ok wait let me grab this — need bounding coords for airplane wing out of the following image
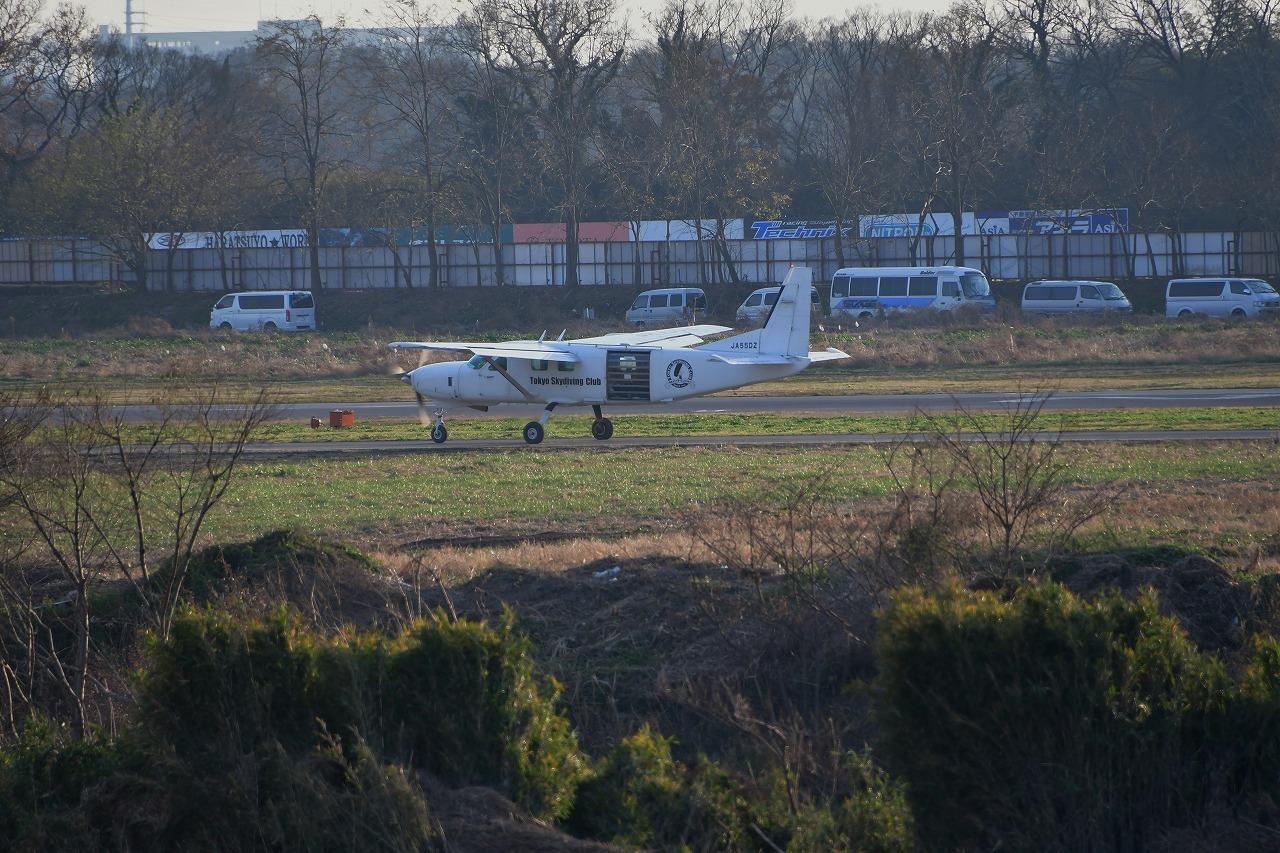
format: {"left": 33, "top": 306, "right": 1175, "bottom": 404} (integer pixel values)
{"left": 388, "top": 340, "right": 581, "bottom": 363}
{"left": 573, "top": 324, "right": 732, "bottom": 348}
{"left": 707, "top": 347, "right": 850, "bottom": 366}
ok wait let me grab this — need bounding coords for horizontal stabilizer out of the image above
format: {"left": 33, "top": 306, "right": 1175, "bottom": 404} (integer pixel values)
{"left": 809, "top": 347, "right": 850, "bottom": 362}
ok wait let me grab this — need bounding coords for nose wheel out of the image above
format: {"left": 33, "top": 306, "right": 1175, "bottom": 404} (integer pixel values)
{"left": 430, "top": 409, "right": 448, "bottom": 444}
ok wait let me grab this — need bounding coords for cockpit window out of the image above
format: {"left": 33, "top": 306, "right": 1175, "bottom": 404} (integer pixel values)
{"left": 466, "top": 354, "right": 485, "bottom": 369}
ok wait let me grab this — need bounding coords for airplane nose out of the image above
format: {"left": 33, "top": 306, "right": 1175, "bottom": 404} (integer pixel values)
{"left": 407, "top": 363, "right": 453, "bottom": 399}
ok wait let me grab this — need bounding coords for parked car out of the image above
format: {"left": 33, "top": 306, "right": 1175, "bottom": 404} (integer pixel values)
{"left": 210, "top": 291, "right": 316, "bottom": 332}
{"left": 624, "top": 287, "right": 707, "bottom": 327}
{"left": 1021, "top": 280, "right": 1132, "bottom": 315}
{"left": 1165, "top": 278, "right": 1280, "bottom": 318}
{"left": 736, "top": 286, "right": 822, "bottom": 324}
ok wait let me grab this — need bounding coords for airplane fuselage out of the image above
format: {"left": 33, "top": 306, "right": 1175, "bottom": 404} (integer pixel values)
{"left": 410, "top": 346, "right": 806, "bottom": 407}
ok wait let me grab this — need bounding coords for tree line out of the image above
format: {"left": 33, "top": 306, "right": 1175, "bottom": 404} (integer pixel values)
{"left": 2, "top": 0, "right": 1278, "bottom": 290}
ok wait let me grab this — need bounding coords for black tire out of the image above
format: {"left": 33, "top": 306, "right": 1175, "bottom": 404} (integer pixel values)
{"left": 219, "top": 322, "right": 233, "bottom": 330}
{"left": 523, "top": 422, "right": 544, "bottom": 444}
{"left": 1231, "top": 307, "right": 1247, "bottom": 317}
{"left": 634, "top": 321, "right": 646, "bottom": 328}
{"left": 431, "top": 423, "right": 448, "bottom": 444}
{"left": 263, "top": 321, "right": 278, "bottom": 332}
{"left": 858, "top": 311, "right": 874, "bottom": 319}
{"left": 591, "top": 418, "right": 614, "bottom": 440}
{"left": 1178, "top": 309, "right": 1194, "bottom": 317}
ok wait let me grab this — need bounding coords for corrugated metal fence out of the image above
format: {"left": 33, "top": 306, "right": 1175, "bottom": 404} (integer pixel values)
{"left": 2, "top": 230, "right": 1278, "bottom": 290}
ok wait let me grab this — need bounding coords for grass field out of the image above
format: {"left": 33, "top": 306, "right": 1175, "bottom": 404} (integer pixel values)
{"left": 217, "top": 440, "right": 1280, "bottom": 560}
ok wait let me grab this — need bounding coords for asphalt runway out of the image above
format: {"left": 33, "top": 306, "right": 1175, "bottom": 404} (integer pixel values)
{"left": 237, "top": 388, "right": 1280, "bottom": 455}
{"left": 280, "top": 388, "right": 1280, "bottom": 423}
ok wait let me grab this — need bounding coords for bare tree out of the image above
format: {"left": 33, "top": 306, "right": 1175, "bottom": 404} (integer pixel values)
{"left": 463, "top": 0, "right": 627, "bottom": 287}
{"left": 793, "top": 10, "right": 913, "bottom": 267}
{"left": 0, "top": 2, "right": 96, "bottom": 228}
{"left": 902, "top": 4, "right": 1018, "bottom": 267}
{"left": 900, "top": 392, "right": 1124, "bottom": 577}
{"left": 0, "top": 386, "right": 272, "bottom": 740}
{"left": 357, "top": 0, "right": 464, "bottom": 288}
{"left": 642, "top": 0, "right": 798, "bottom": 284}
{"left": 253, "top": 16, "right": 354, "bottom": 291}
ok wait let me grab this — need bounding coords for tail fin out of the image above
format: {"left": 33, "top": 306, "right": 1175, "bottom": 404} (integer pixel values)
{"left": 705, "top": 266, "right": 813, "bottom": 359}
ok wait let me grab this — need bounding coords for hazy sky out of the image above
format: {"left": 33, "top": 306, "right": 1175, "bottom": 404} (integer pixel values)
{"left": 79, "top": 0, "right": 946, "bottom": 35}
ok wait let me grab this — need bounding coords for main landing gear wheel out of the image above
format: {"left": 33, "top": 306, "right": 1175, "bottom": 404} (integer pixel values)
{"left": 430, "top": 423, "right": 448, "bottom": 443}
{"left": 523, "top": 422, "right": 545, "bottom": 444}
{"left": 591, "top": 418, "right": 614, "bottom": 440}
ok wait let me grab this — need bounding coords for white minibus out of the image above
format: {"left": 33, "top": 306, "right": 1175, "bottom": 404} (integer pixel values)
{"left": 1165, "top": 278, "right": 1280, "bottom": 318}
{"left": 210, "top": 291, "right": 316, "bottom": 332}
{"left": 1021, "top": 280, "right": 1132, "bottom": 314}
{"left": 829, "top": 266, "right": 994, "bottom": 318}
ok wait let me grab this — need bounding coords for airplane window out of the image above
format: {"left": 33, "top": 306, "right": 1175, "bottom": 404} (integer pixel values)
{"left": 467, "top": 355, "right": 485, "bottom": 369}
{"left": 557, "top": 361, "right": 575, "bottom": 372}
{"left": 531, "top": 360, "right": 548, "bottom": 371}
{"left": 487, "top": 357, "right": 508, "bottom": 371}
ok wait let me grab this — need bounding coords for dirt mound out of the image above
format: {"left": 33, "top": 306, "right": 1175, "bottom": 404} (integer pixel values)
{"left": 1064, "top": 553, "right": 1253, "bottom": 653}
{"left": 179, "top": 528, "right": 404, "bottom": 626}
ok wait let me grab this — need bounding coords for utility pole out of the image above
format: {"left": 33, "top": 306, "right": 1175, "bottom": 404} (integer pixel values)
{"left": 125, "top": 0, "right": 145, "bottom": 48}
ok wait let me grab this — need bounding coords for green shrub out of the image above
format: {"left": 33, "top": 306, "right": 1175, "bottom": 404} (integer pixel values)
{"left": 381, "top": 609, "right": 586, "bottom": 822}
{"left": 566, "top": 726, "right": 794, "bottom": 852}
{"left": 136, "top": 605, "right": 585, "bottom": 823}
{"left": 785, "top": 752, "right": 914, "bottom": 853}
{"left": 0, "top": 718, "right": 131, "bottom": 851}
{"left": 876, "top": 581, "right": 1232, "bottom": 850}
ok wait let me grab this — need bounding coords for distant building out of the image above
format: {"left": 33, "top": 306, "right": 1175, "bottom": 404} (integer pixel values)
{"left": 98, "top": 24, "right": 256, "bottom": 54}
{"left": 97, "top": 20, "right": 383, "bottom": 56}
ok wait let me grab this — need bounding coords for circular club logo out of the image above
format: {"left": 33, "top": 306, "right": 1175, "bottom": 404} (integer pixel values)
{"left": 666, "top": 359, "right": 693, "bottom": 388}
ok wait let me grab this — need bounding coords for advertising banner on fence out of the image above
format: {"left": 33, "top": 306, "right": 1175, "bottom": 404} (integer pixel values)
{"left": 146, "top": 230, "right": 309, "bottom": 250}
{"left": 750, "top": 220, "right": 855, "bottom": 239}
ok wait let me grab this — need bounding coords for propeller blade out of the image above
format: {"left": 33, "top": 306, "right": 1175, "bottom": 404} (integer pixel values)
{"left": 415, "top": 392, "right": 431, "bottom": 426}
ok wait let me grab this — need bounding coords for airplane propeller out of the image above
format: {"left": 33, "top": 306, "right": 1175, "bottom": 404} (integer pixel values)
{"left": 387, "top": 347, "right": 431, "bottom": 377}
{"left": 414, "top": 391, "right": 431, "bottom": 426}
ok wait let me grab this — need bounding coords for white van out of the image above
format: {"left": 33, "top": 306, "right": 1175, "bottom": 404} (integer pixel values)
{"left": 1165, "top": 278, "right": 1280, "bottom": 318}
{"left": 736, "top": 286, "right": 822, "bottom": 323}
{"left": 625, "top": 287, "right": 707, "bottom": 327}
{"left": 1021, "top": 280, "right": 1132, "bottom": 314}
{"left": 829, "top": 266, "right": 995, "bottom": 318}
{"left": 210, "top": 291, "right": 316, "bottom": 332}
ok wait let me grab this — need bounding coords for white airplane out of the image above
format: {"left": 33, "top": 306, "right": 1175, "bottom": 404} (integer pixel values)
{"left": 389, "top": 266, "right": 848, "bottom": 444}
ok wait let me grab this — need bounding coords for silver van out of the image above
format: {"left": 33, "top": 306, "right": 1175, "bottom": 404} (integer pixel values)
{"left": 210, "top": 291, "right": 316, "bottom": 332}
{"left": 1021, "top": 280, "right": 1132, "bottom": 315}
{"left": 1165, "top": 278, "right": 1280, "bottom": 318}
{"left": 736, "top": 286, "right": 822, "bottom": 324}
{"left": 624, "top": 287, "right": 707, "bottom": 327}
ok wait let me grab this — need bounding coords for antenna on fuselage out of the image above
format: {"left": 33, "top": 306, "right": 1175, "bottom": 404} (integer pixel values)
{"left": 557, "top": 330, "right": 567, "bottom": 341}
